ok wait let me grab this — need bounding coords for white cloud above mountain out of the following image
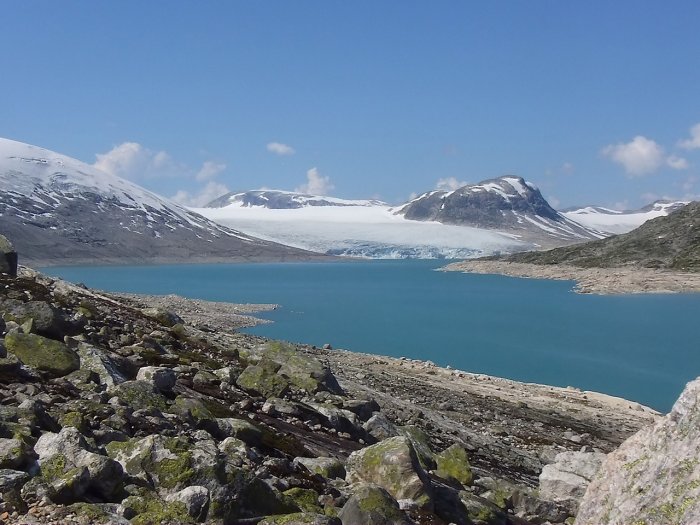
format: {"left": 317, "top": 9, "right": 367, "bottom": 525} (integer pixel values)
{"left": 94, "top": 142, "right": 177, "bottom": 179}
{"left": 295, "top": 167, "right": 334, "bottom": 195}
{"left": 601, "top": 136, "right": 664, "bottom": 176}
{"left": 171, "top": 181, "right": 230, "bottom": 207}
{"left": 436, "top": 177, "right": 468, "bottom": 190}
{"left": 196, "top": 161, "right": 227, "bottom": 181}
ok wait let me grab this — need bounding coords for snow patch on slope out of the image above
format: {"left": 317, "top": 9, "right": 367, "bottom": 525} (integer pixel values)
{"left": 563, "top": 201, "right": 690, "bottom": 235}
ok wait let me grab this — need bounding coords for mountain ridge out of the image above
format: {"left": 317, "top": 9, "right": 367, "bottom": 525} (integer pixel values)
{"left": 0, "top": 138, "right": 319, "bottom": 265}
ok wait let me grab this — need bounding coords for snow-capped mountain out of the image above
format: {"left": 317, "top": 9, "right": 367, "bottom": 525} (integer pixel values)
{"left": 207, "top": 189, "right": 385, "bottom": 209}
{"left": 0, "top": 138, "right": 314, "bottom": 265}
{"left": 561, "top": 201, "right": 690, "bottom": 235}
{"left": 195, "top": 183, "right": 551, "bottom": 259}
{"left": 394, "top": 176, "right": 605, "bottom": 244}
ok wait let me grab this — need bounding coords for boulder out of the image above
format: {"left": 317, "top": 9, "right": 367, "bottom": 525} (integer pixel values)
{"left": 576, "top": 376, "right": 700, "bottom": 525}
{"left": 363, "top": 413, "right": 399, "bottom": 441}
{"left": 107, "top": 381, "right": 168, "bottom": 411}
{"left": 243, "top": 342, "right": 343, "bottom": 395}
{"left": 169, "top": 396, "right": 215, "bottom": 426}
{"left": 140, "top": 307, "right": 183, "bottom": 328}
{"left": 5, "top": 332, "right": 80, "bottom": 378}
{"left": 293, "top": 456, "right": 346, "bottom": 479}
{"left": 209, "top": 417, "right": 263, "bottom": 445}
{"left": 338, "top": 483, "right": 411, "bottom": 525}
{"left": 435, "top": 443, "right": 473, "bottom": 487}
{"left": 458, "top": 491, "right": 509, "bottom": 525}
{"left": 1, "top": 300, "right": 80, "bottom": 339}
{"left": 136, "top": 366, "right": 177, "bottom": 392}
{"left": 305, "top": 401, "right": 365, "bottom": 438}
{"left": 345, "top": 436, "right": 433, "bottom": 510}
{"left": 166, "top": 485, "right": 210, "bottom": 521}
{"left": 0, "top": 438, "right": 32, "bottom": 469}
{"left": 0, "top": 468, "right": 30, "bottom": 493}
{"left": 0, "top": 234, "right": 17, "bottom": 277}
{"left": 33, "top": 427, "right": 125, "bottom": 502}
{"left": 399, "top": 425, "right": 436, "bottom": 470}
{"left": 539, "top": 450, "right": 605, "bottom": 515}
{"left": 236, "top": 359, "right": 290, "bottom": 398}
{"left": 77, "top": 344, "right": 127, "bottom": 386}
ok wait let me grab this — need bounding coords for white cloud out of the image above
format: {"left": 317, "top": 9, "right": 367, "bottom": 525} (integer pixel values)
{"left": 266, "top": 142, "right": 296, "bottom": 156}
{"left": 436, "top": 177, "right": 468, "bottom": 191}
{"left": 93, "top": 142, "right": 176, "bottom": 180}
{"left": 295, "top": 167, "right": 334, "bottom": 195}
{"left": 548, "top": 196, "right": 561, "bottom": 209}
{"left": 678, "top": 123, "right": 700, "bottom": 150}
{"left": 666, "top": 155, "right": 689, "bottom": 170}
{"left": 196, "top": 161, "right": 226, "bottom": 182}
{"left": 601, "top": 136, "right": 664, "bottom": 176}
{"left": 171, "top": 181, "right": 230, "bottom": 207}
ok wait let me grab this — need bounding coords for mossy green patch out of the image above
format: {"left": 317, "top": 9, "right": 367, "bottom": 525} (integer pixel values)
{"left": 283, "top": 488, "right": 321, "bottom": 513}
{"left": 125, "top": 494, "right": 194, "bottom": 525}
{"left": 436, "top": 443, "right": 473, "bottom": 486}
{"left": 5, "top": 332, "right": 80, "bottom": 377}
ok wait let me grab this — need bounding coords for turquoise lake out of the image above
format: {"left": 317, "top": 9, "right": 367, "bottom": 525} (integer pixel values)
{"left": 43, "top": 260, "right": 700, "bottom": 413}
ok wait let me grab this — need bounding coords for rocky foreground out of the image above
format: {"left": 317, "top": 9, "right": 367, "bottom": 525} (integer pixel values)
{"left": 0, "top": 220, "right": 698, "bottom": 525}
{"left": 0, "top": 262, "right": 670, "bottom": 525}
{"left": 442, "top": 260, "right": 700, "bottom": 294}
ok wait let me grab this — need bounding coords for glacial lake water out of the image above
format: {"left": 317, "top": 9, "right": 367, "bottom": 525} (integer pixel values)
{"left": 43, "top": 260, "right": 700, "bottom": 413}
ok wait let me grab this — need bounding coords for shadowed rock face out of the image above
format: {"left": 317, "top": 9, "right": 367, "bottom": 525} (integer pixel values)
{"left": 0, "top": 234, "right": 17, "bottom": 277}
{"left": 575, "top": 376, "right": 700, "bottom": 525}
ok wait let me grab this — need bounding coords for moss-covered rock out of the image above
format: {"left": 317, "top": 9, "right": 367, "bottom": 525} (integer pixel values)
{"left": 169, "top": 396, "right": 215, "bottom": 426}
{"left": 338, "top": 483, "right": 410, "bottom": 525}
{"left": 459, "top": 491, "right": 508, "bottom": 525}
{"left": 0, "top": 438, "right": 32, "bottom": 469}
{"left": 258, "top": 513, "right": 341, "bottom": 525}
{"left": 236, "top": 359, "right": 290, "bottom": 398}
{"left": 5, "top": 332, "right": 79, "bottom": 377}
{"left": 435, "top": 443, "right": 473, "bottom": 487}
{"left": 283, "top": 488, "right": 323, "bottom": 513}
{"left": 210, "top": 417, "right": 263, "bottom": 445}
{"left": 294, "top": 456, "right": 346, "bottom": 479}
{"left": 122, "top": 492, "right": 194, "bottom": 525}
{"left": 108, "top": 381, "right": 168, "bottom": 412}
{"left": 259, "top": 342, "right": 343, "bottom": 395}
{"left": 345, "top": 436, "right": 433, "bottom": 510}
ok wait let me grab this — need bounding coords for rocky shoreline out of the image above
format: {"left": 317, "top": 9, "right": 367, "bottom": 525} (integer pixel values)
{"left": 441, "top": 260, "right": 700, "bottom": 294}
{"left": 0, "top": 267, "right": 668, "bottom": 525}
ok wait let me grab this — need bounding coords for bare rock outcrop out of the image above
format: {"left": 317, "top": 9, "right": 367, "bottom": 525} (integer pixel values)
{"left": 576, "top": 376, "right": 700, "bottom": 524}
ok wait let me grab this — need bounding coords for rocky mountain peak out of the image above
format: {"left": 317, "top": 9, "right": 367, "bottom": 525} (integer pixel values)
{"left": 395, "top": 175, "right": 602, "bottom": 243}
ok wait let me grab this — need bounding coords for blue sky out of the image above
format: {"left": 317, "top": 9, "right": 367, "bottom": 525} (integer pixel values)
{"left": 2, "top": 1, "right": 700, "bottom": 208}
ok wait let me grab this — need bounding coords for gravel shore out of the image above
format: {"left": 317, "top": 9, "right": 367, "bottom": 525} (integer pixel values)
{"left": 441, "top": 260, "right": 700, "bottom": 294}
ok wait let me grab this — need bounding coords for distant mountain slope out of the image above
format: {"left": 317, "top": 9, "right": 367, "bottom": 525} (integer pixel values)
{"left": 561, "top": 200, "right": 689, "bottom": 235}
{"left": 0, "top": 138, "right": 316, "bottom": 265}
{"left": 500, "top": 201, "right": 700, "bottom": 271}
{"left": 395, "top": 176, "right": 603, "bottom": 244}
{"left": 207, "top": 189, "right": 385, "bottom": 209}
